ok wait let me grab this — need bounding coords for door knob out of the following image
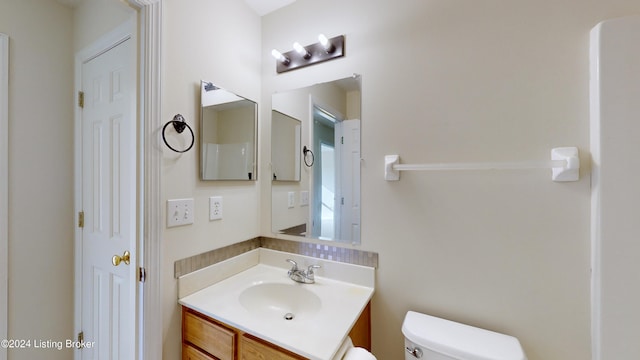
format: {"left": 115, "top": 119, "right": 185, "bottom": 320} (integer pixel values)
{"left": 112, "top": 250, "right": 131, "bottom": 266}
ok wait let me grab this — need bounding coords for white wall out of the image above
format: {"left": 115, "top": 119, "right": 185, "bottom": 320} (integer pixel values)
{"left": 160, "top": 1, "right": 262, "bottom": 359}
{"left": 590, "top": 16, "right": 640, "bottom": 360}
{"left": 261, "top": 1, "right": 640, "bottom": 359}
{"left": 0, "top": 1, "right": 74, "bottom": 359}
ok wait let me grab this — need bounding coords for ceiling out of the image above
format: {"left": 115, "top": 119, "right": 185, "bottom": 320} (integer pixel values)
{"left": 53, "top": 0, "right": 296, "bottom": 15}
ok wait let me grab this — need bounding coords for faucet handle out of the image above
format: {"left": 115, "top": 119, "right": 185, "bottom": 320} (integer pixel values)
{"left": 307, "top": 264, "right": 321, "bottom": 278}
{"left": 286, "top": 259, "right": 298, "bottom": 273}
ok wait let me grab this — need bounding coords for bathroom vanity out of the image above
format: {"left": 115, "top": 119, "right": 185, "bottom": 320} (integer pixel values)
{"left": 182, "top": 303, "right": 371, "bottom": 360}
{"left": 178, "top": 248, "right": 375, "bottom": 360}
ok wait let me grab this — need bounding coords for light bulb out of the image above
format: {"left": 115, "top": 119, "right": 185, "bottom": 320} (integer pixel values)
{"left": 318, "top": 34, "right": 335, "bottom": 53}
{"left": 271, "top": 49, "right": 283, "bottom": 60}
{"left": 318, "top": 34, "right": 329, "bottom": 47}
{"left": 271, "top": 49, "right": 290, "bottom": 65}
{"left": 293, "top": 42, "right": 311, "bottom": 59}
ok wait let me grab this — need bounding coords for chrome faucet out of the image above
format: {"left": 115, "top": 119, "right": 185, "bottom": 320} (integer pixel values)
{"left": 286, "top": 259, "right": 321, "bottom": 284}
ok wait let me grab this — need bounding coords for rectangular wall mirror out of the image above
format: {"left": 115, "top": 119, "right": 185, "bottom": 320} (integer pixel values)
{"left": 271, "top": 75, "right": 361, "bottom": 244}
{"left": 200, "top": 81, "right": 257, "bottom": 181}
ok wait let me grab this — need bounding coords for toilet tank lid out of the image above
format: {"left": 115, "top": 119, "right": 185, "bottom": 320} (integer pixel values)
{"left": 402, "top": 311, "right": 527, "bottom": 360}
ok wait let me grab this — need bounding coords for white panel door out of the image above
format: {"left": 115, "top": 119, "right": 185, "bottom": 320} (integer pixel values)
{"left": 81, "top": 38, "right": 136, "bottom": 360}
{"left": 339, "top": 119, "right": 360, "bottom": 243}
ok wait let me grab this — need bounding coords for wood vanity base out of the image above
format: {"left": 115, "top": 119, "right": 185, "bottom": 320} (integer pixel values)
{"left": 182, "top": 303, "right": 371, "bottom": 360}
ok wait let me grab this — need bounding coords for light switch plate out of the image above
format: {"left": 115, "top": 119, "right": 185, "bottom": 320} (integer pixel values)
{"left": 287, "top": 192, "right": 295, "bottom": 208}
{"left": 167, "top": 198, "right": 194, "bottom": 227}
{"left": 300, "top": 190, "right": 309, "bottom": 207}
{"left": 209, "top": 196, "right": 223, "bottom": 220}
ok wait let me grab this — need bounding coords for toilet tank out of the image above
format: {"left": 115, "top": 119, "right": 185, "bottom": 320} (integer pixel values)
{"left": 402, "top": 311, "right": 527, "bottom": 360}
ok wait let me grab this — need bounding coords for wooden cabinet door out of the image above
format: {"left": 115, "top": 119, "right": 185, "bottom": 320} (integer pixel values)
{"left": 183, "top": 310, "right": 237, "bottom": 360}
{"left": 183, "top": 343, "right": 216, "bottom": 360}
{"left": 349, "top": 302, "right": 372, "bottom": 351}
{"left": 240, "top": 334, "right": 307, "bottom": 360}
{"left": 183, "top": 301, "right": 371, "bottom": 360}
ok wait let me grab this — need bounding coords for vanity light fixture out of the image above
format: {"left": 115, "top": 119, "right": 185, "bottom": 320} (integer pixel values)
{"left": 272, "top": 34, "right": 345, "bottom": 74}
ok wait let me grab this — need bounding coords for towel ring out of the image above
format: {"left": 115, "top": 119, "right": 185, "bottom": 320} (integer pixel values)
{"left": 303, "top": 145, "right": 314, "bottom": 167}
{"left": 162, "top": 114, "right": 194, "bottom": 153}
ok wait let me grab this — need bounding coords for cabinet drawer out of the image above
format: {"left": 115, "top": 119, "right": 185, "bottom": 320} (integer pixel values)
{"left": 183, "top": 343, "right": 215, "bottom": 360}
{"left": 240, "top": 334, "right": 306, "bottom": 360}
{"left": 183, "top": 310, "right": 236, "bottom": 360}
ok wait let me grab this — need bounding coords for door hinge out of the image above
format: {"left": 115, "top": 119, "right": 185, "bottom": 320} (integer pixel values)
{"left": 138, "top": 267, "right": 146, "bottom": 283}
{"left": 78, "top": 211, "right": 84, "bottom": 228}
{"left": 77, "top": 331, "right": 84, "bottom": 343}
{"left": 341, "top": 136, "right": 344, "bottom": 144}
{"left": 78, "top": 91, "right": 84, "bottom": 108}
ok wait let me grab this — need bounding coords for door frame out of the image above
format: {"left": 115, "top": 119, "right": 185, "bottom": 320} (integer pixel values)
{"left": 125, "top": 2, "right": 163, "bottom": 359}
{"left": 0, "top": 32, "right": 9, "bottom": 360}
{"left": 72, "top": 2, "right": 163, "bottom": 359}
{"left": 74, "top": 0, "right": 163, "bottom": 360}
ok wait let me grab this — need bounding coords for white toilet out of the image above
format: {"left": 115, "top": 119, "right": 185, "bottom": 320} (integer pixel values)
{"left": 402, "top": 311, "right": 527, "bottom": 360}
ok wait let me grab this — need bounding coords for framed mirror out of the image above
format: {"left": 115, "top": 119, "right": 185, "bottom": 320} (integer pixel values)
{"left": 271, "top": 75, "right": 361, "bottom": 244}
{"left": 272, "top": 110, "right": 301, "bottom": 181}
{"left": 200, "top": 81, "right": 257, "bottom": 180}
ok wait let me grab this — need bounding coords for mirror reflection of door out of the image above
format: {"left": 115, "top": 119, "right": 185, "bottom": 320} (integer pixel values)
{"left": 310, "top": 104, "right": 361, "bottom": 242}
{"left": 312, "top": 106, "right": 341, "bottom": 240}
{"left": 338, "top": 118, "right": 361, "bottom": 243}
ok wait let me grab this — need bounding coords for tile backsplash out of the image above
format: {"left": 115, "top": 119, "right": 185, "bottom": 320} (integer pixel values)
{"left": 174, "top": 237, "right": 379, "bottom": 278}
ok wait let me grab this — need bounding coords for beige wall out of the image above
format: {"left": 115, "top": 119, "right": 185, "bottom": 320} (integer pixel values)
{"left": 0, "top": 1, "right": 74, "bottom": 359}
{"left": 73, "top": 0, "right": 133, "bottom": 51}
{"left": 160, "top": 1, "right": 262, "bottom": 359}
{"left": 0, "top": 0, "right": 133, "bottom": 359}
{"left": 260, "top": 1, "right": 640, "bottom": 359}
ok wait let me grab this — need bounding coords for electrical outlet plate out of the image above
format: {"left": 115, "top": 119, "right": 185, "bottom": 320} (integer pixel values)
{"left": 209, "top": 196, "right": 223, "bottom": 220}
{"left": 167, "top": 198, "right": 194, "bottom": 227}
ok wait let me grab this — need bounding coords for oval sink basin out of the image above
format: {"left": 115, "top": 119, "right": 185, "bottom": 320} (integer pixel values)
{"left": 239, "top": 283, "right": 321, "bottom": 320}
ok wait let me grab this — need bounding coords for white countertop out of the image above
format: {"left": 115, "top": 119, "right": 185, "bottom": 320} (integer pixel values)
{"left": 178, "top": 248, "right": 375, "bottom": 360}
